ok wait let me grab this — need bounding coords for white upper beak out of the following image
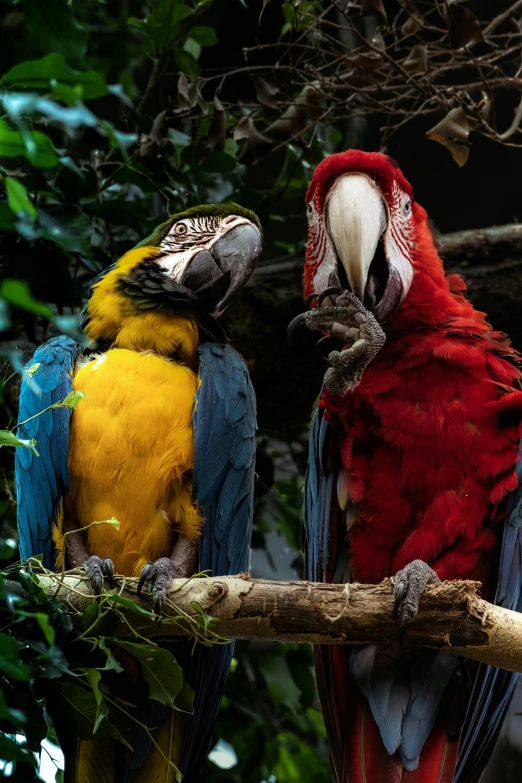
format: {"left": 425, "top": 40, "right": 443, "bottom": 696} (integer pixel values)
{"left": 326, "top": 173, "right": 387, "bottom": 301}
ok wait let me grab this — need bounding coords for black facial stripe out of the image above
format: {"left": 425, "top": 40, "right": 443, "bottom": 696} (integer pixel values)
{"left": 116, "top": 259, "right": 228, "bottom": 342}
{"left": 162, "top": 232, "right": 217, "bottom": 251}
{"left": 161, "top": 215, "right": 224, "bottom": 251}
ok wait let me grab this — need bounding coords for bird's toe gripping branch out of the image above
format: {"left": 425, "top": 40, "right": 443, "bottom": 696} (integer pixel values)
{"left": 304, "top": 292, "right": 386, "bottom": 396}
{"left": 393, "top": 559, "right": 440, "bottom": 630}
{"left": 84, "top": 555, "right": 114, "bottom": 595}
{"left": 137, "top": 557, "right": 180, "bottom": 615}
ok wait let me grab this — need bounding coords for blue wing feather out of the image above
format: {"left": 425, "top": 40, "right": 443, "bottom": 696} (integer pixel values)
{"left": 15, "top": 336, "right": 78, "bottom": 570}
{"left": 180, "top": 342, "right": 256, "bottom": 781}
{"left": 304, "top": 405, "right": 335, "bottom": 582}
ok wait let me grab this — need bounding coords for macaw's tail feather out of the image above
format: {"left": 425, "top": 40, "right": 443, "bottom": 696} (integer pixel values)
{"left": 59, "top": 715, "right": 183, "bottom": 783}
{"left": 315, "top": 645, "right": 459, "bottom": 783}
{"left": 53, "top": 645, "right": 184, "bottom": 783}
{"left": 343, "top": 698, "right": 459, "bottom": 783}
{"left": 61, "top": 737, "right": 114, "bottom": 783}
{"left": 132, "top": 711, "right": 183, "bottom": 783}
{"left": 344, "top": 699, "right": 403, "bottom": 783}
{"left": 403, "top": 724, "right": 459, "bottom": 783}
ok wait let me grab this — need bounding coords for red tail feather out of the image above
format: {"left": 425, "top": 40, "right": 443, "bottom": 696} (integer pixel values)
{"left": 344, "top": 697, "right": 402, "bottom": 783}
{"left": 404, "top": 724, "right": 459, "bottom": 783}
{"left": 315, "top": 645, "right": 459, "bottom": 783}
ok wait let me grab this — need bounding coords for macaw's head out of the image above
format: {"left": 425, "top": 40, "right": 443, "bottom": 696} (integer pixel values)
{"left": 83, "top": 204, "right": 261, "bottom": 353}
{"left": 304, "top": 150, "right": 463, "bottom": 330}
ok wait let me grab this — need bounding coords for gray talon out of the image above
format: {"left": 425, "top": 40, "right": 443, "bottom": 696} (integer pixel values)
{"left": 316, "top": 286, "right": 345, "bottom": 307}
{"left": 101, "top": 557, "right": 114, "bottom": 589}
{"left": 137, "top": 562, "right": 154, "bottom": 596}
{"left": 393, "top": 559, "right": 440, "bottom": 629}
{"left": 84, "top": 555, "right": 113, "bottom": 596}
{"left": 137, "top": 557, "right": 177, "bottom": 614}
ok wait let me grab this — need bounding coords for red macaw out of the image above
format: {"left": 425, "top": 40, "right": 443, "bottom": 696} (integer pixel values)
{"left": 293, "top": 151, "right": 522, "bottom": 782}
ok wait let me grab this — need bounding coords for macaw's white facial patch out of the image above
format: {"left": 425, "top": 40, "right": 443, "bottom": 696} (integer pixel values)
{"left": 309, "top": 174, "right": 415, "bottom": 321}
{"left": 157, "top": 214, "right": 254, "bottom": 282}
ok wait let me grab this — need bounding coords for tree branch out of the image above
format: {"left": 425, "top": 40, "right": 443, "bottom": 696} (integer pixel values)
{"left": 36, "top": 574, "right": 522, "bottom": 673}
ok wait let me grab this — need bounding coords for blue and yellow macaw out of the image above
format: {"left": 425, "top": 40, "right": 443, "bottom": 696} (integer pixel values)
{"left": 15, "top": 204, "right": 261, "bottom": 782}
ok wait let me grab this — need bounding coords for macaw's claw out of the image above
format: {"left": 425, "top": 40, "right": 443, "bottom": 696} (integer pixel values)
{"left": 84, "top": 555, "right": 114, "bottom": 595}
{"left": 304, "top": 292, "right": 386, "bottom": 396}
{"left": 316, "top": 286, "right": 346, "bottom": 307}
{"left": 136, "top": 557, "right": 177, "bottom": 615}
{"left": 393, "top": 559, "right": 440, "bottom": 630}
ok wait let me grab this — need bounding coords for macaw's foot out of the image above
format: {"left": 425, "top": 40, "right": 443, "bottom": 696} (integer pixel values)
{"left": 393, "top": 559, "right": 440, "bottom": 628}
{"left": 137, "top": 558, "right": 180, "bottom": 615}
{"left": 305, "top": 292, "right": 386, "bottom": 396}
{"left": 137, "top": 536, "right": 198, "bottom": 614}
{"left": 83, "top": 555, "right": 114, "bottom": 595}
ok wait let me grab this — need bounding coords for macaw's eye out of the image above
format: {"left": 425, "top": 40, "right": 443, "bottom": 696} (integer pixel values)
{"left": 308, "top": 204, "right": 313, "bottom": 215}
{"left": 174, "top": 222, "right": 188, "bottom": 236}
{"left": 404, "top": 200, "right": 412, "bottom": 216}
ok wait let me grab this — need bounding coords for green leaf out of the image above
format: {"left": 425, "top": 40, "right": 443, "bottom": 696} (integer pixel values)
{"left": 26, "top": 640, "right": 75, "bottom": 679}
{"left": 174, "top": 49, "right": 200, "bottom": 78}
{"left": 90, "top": 516, "right": 119, "bottom": 530}
{"left": 99, "top": 121, "right": 138, "bottom": 159}
{"left": 87, "top": 199, "right": 148, "bottom": 231}
{"left": 24, "top": 0, "right": 87, "bottom": 67}
{"left": 117, "top": 641, "right": 184, "bottom": 708}
{"left": 259, "top": 650, "right": 302, "bottom": 715}
{"left": 2, "top": 53, "right": 108, "bottom": 99}
{"left": 287, "top": 649, "right": 315, "bottom": 708}
{"left": 191, "top": 601, "right": 219, "bottom": 632}
{"left": 23, "top": 209, "right": 91, "bottom": 254}
{"left": 188, "top": 26, "right": 218, "bottom": 46}
{"left": 55, "top": 389, "right": 86, "bottom": 410}
{"left": 0, "top": 203, "right": 16, "bottom": 233}
{"left": 0, "top": 430, "right": 38, "bottom": 456}
{"left": 51, "top": 681, "right": 132, "bottom": 748}
{"left": 0, "top": 279, "right": 54, "bottom": 318}
{"left": 183, "top": 38, "right": 201, "bottom": 60}
{"left": 81, "top": 600, "right": 118, "bottom": 636}
{"left": 98, "top": 638, "right": 124, "bottom": 673}
{"left": 35, "top": 612, "right": 56, "bottom": 645}
{"left": 5, "top": 178, "right": 37, "bottom": 219}
{"left": 174, "top": 680, "right": 194, "bottom": 714}
{"left": 26, "top": 363, "right": 40, "bottom": 377}
{"left": 0, "top": 632, "right": 31, "bottom": 681}
{"left": 81, "top": 668, "right": 105, "bottom": 732}
{"left": 104, "top": 593, "right": 153, "bottom": 618}
{"left": 82, "top": 601, "right": 100, "bottom": 633}
{"left": 16, "top": 569, "right": 46, "bottom": 600}
{"left": 0, "top": 119, "right": 59, "bottom": 168}
{"left": 50, "top": 81, "right": 82, "bottom": 106}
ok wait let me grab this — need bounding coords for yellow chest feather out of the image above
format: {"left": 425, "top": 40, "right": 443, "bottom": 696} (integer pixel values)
{"left": 64, "top": 349, "right": 200, "bottom": 576}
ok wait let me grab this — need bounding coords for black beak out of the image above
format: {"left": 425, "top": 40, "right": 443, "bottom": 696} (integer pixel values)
{"left": 181, "top": 222, "right": 261, "bottom": 316}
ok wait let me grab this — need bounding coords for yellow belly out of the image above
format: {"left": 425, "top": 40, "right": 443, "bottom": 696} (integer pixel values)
{"left": 63, "top": 349, "right": 200, "bottom": 576}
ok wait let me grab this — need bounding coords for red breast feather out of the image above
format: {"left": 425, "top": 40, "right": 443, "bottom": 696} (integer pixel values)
{"left": 321, "top": 200, "right": 522, "bottom": 593}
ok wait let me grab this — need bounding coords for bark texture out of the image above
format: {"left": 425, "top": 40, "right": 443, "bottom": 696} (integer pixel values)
{"left": 34, "top": 573, "right": 522, "bottom": 673}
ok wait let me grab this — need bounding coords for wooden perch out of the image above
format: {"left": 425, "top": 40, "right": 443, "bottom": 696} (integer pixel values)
{"left": 36, "top": 574, "right": 522, "bottom": 673}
